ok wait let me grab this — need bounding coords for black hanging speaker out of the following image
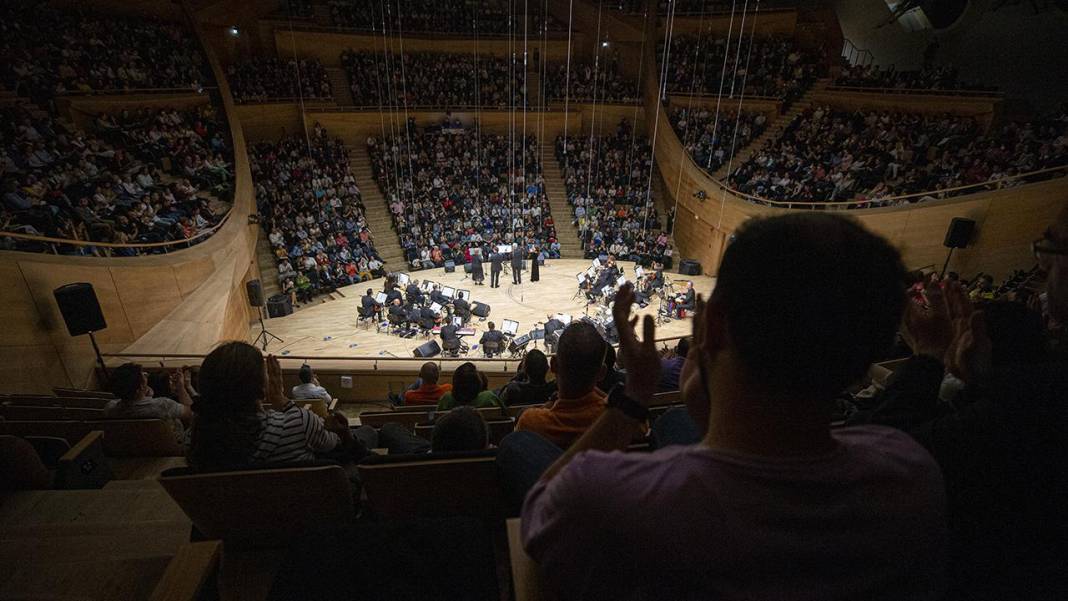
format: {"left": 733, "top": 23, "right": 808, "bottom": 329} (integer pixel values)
{"left": 246, "top": 279, "right": 265, "bottom": 307}
{"left": 413, "top": 339, "right": 441, "bottom": 358}
{"left": 53, "top": 283, "right": 107, "bottom": 337}
{"left": 471, "top": 302, "right": 491, "bottom": 318}
{"left": 943, "top": 218, "right": 976, "bottom": 249}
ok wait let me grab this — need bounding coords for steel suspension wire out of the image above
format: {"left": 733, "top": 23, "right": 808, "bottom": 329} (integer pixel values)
{"left": 705, "top": 0, "right": 739, "bottom": 171}
{"left": 561, "top": 0, "right": 575, "bottom": 175}
{"left": 584, "top": 0, "right": 605, "bottom": 204}
{"left": 392, "top": 0, "right": 417, "bottom": 218}
{"left": 670, "top": 0, "right": 713, "bottom": 233}
{"left": 716, "top": 0, "right": 760, "bottom": 231}
{"left": 641, "top": 0, "right": 678, "bottom": 240}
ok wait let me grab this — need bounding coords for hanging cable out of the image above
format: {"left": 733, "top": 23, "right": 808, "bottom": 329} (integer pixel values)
{"left": 716, "top": 0, "right": 760, "bottom": 231}
{"left": 641, "top": 0, "right": 677, "bottom": 240}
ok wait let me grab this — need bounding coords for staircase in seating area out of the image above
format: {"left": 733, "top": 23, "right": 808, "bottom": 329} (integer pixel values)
{"left": 710, "top": 78, "right": 830, "bottom": 182}
{"left": 540, "top": 143, "right": 584, "bottom": 259}
{"left": 326, "top": 67, "right": 353, "bottom": 106}
{"left": 255, "top": 228, "right": 281, "bottom": 300}
{"left": 347, "top": 146, "right": 407, "bottom": 273}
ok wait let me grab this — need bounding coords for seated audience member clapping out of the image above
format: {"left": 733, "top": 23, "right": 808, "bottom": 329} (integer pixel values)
{"left": 291, "top": 363, "right": 332, "bottom": 403}
{"left": 501, "top": 213, "right": 947, "bottom": 599}
{"left": 657, "top": 337, "right": 688, "bottom": 392}
{"left": 188, "top": 342, "right": 376, "bottom": 470}
{"left": 500, "top": 349, "right": 557, "bottom": 406}
{"left": 511, "top": 322, "right": 609, "bottom": 447}
{"left": 106, "top": 363, "right": 193, "bottom": 445}
{"left": 437, "top": 362, "right": 501, "bottom": 411}
{"left": 402, "top": 362, "right": 452, "bottom": 406}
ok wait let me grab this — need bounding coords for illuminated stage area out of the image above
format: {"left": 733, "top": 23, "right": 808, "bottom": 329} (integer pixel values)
{"left": 253, "top": 259, "right": 716, "bottom": 360}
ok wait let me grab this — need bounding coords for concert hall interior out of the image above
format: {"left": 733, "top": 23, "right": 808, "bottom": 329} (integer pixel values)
{"left": 1, "top": 0, "right": 1066, "bottom": 600}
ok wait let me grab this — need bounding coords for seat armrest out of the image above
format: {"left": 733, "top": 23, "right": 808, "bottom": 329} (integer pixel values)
{"left": 56, "top": 430, "right": 112, "bottom": 489}
{"left": 149, "top": 541, "right": 221, "bottom": 601}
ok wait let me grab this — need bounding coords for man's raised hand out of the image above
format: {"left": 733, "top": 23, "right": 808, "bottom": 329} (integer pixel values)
{"left": 612, "top": 284, "right": 660, "bottom": 404}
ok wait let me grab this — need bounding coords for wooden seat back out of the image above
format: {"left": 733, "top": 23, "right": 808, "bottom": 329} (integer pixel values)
{"left": 0, "top": 403, "right": 106, "bottom": 421}
{"left": 294, "top": 398, "right": 328, "bottom": 418}
{"left": 414, "top": 417, "right": 514, "bottom": 446}
{"left": 54, "top": 387, "right": 116, "bottom": 400}
{"left": 85, "top": 419, "right": 184, "bottom": 457}
{"left": 0, "top": 420, "right": 91, "bottom": 445}
{"left": 5, "top": 395, "right": 113, "bottom": 409}
{"left": 649, "top": 390, "right": 681, "bottom": 407}
{"left": 159, "top": 465, "right": 353, "bottom": 549}
{"left": 357, "top": 454, "right": 504, "bottom": 521}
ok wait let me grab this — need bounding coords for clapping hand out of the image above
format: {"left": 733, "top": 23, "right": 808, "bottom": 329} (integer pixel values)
{"left": 902, "top": 280, "right": 991, "bottom": 384}
{"left": 612, "top": 284, "right": 660, "bottom": 404}
{"left": 265, "top": 354, "right": 290, "bottom": 409}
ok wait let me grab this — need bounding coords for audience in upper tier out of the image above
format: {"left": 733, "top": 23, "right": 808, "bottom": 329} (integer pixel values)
{"left": 556, "top": 120, "right": 673, "bottom": 265}
{"left": 543, "top": 57, "right": 639, "bottom": 103}
{"left": 251, "top": 124, "right": 386, "bottom": 304}
{"left": 660, "top": 34, "right": 821, "bottom": 104}
{"left": 670, "top": 105, "right": 769, "bottom": 173}
{"left": 368, "top": 125, "right": 560, "bottom": 270}
{"left": 835, "top": 63, "right": 996, "bottom": 93}
{"left": 227, "top": 58, "right": 332, "bottom": 104}
{"left": 328, "top": 0, "right": 564, "bottom": 34}
{"left": 500, "top": 213, "right": 949, "bottom": 598}
{"left": 1, "top": 104, "right": 231, "bottom": 255}
{"left": 728, "top": 106, "right": 1068, "bottom": 205}
{"left": 606, "top": 0, "right": 800, "bottom": 13}
{"left": 343, "top": 50, "right": 528, "bottom": 109}
{"left": 0, "top": 6, "right": 209, "bottom": 104}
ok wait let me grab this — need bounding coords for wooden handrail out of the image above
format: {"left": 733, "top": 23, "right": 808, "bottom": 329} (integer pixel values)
{"left": 55, "top": 86, "right": 218, "bottom": 97}
{"left": 310, "top": 102, "right": 642, "bottom": 113}
{"left": 825, "top": 85, "right": 1003, "bottom": 98}
{"left": 267, "top": 21, "right": 572, "bottom": 40}
{"left": 0, "top": 211, "right": 231, "bottom": 251}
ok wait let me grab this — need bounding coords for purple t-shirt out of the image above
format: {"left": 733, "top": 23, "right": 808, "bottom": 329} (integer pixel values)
{"left": 522, "top": 425, "right": 947, "bottom": 600}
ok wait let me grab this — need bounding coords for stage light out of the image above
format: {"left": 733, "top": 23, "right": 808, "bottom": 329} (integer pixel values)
{"left": 601, "top": 40, "right": 610, "bottom": 48}
{"left": 228, "top": 25, "right": 240, "bottom": 37}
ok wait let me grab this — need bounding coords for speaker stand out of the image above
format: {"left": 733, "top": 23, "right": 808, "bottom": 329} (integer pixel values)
{"left": 88, "top": 330, "right": 108, "bottom": 383}
{"left": 253, "top": 307, "right": 284, "bottom": 351}
{"left": 940, "top": 247, "right": 955, "bottom": 279}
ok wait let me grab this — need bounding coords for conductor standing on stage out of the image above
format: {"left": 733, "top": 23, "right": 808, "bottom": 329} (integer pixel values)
{"left": 471, "top": 248, "right": 485, "bottom": 285}
{"left": 511, "top": 243, "right": 524, "bottom": 285}
{"left": 490, "top": 251, "right": 503, "bottom": 289}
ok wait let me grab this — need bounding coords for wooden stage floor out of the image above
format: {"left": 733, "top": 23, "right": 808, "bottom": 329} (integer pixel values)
{"left": 252, "top": 259, "right": 716, "bottom": 363}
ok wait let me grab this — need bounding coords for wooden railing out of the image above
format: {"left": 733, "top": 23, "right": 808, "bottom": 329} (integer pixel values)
{"left": 0, "top": 210, "right": 232, "bottom": 255}
{"left": 265, "top": 21, "right": 572, "bottom": 40}
{"left": 825, "top": 84, "right": 1003, "bottom": 98}
{"left": 54, "top": 86, "right": 217, "bottom": 97}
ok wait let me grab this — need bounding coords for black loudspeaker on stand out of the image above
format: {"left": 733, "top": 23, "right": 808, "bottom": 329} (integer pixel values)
{"left": 413, "top": 339, "right": 441, "bottom": 358}
{"left": 53, "top": 283, "right": 109, "bottom": 381}
{"left": 247, "top": 279, "right": 283, "bottom": 350}
{"left": 941, "top": 218, "right": 976, "bottom": 278}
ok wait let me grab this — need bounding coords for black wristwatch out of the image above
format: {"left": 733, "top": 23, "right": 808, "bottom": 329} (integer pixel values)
{"left": 607, "top": 385, "right": 649, "bottom": 422}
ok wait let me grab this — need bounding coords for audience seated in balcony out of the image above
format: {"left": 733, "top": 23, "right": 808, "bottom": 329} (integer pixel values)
{"left": 660, "top": 34, "right": 820, "bottom": 105}
{"left": 0, "top": 6, "right": 209, "bottom": 104}
{"left": 227, "top": 58, "right": 332, "bottom": 104}
{"left": 835, "top": 63, "right": 996, "bottom": 93}
{"left": 368, "top": 125, "right": 559, "bottom": 271}
{"left": 728, "top": 105, "right": 1068, "bottom": 205}
{"left": 0, "top": 104, "right": 230, "bottom": 255}
{"left": 329, "top": 0, "right": 564, "bottom": 34}
{"left": 498, "top": 213, "right": 949, "bottom": 598}
{"left": 670, "top": 105, "right": 768, "bottom": 173}
{"left": 556, "top": 120, "right": 671, "bottom": 265}
{"left": 251, "top": 124, "right": 386, "bottom": 304}
{"left": 343, "top": 50, "right": 528, "bottom": 109}
{"left": 544, "top": 56, "right": 639, "bottom": 103}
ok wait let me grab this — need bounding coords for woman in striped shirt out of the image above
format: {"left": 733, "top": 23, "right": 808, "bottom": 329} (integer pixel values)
{"left": 188, "top": 341, "right": 368, "bottom": 470}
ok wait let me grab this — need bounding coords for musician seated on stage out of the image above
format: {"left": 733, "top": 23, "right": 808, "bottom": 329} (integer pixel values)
{"left": 675, "top": 281, "right": 696, "bottom": 312}
{"left": 387, "top": 298, "right": 406, "bottom": 323}
{"left": 430, "top": 285, "right": 448, "bottom": 306}
{"left": 453, "top": 291, "right": 471, "bottom": 322}
{"left": 440, "top": 318, "right": 462, "bottom": 352}
{"left": 500, "top": 349, "right": 557, "bottom": 407}
{"left": 360, "top": 288, "right": 380, "bottom": 319}
{"left": 402, "top": 362, "right": 452, "bottom": 406}
{"left": 479, "top": 322, "right": 505, "bottom": 356}
{"left": 437, "top": 362, "right": 502, "bottom": 411}
{"left": 406, "top": 279, "right": 423, "bottom": 305}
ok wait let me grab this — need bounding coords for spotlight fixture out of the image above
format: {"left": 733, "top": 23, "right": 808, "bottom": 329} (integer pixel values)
{"left": 228, "top": 25, "right": 240, "bottom": 36}
{"left": 601, "top": 40, "right": 610, "bottom": 48}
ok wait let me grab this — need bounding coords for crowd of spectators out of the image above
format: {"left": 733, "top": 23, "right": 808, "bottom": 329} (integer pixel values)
{"left": 368, "top": 122, "right": 560, "bottom": 270}
{"left": 727, "top": 105, "right": 1068, "bottom": 205}
{"left": 660, "top": 34, "right": 820, "bottom": 104}
{"left": 227, "top": 58, "right": 332, "bottom": 104}
{"left": 343, "top": 50, "right": 528, "bottom": 108}
{"left": 670, "top": 105, "right": 769, "bottom": 173}
{"left": 544, "top": 57, "right": 639, "bottom": 103}
{"left": 1, "top": 104, "right": 231, "bottom": 254}
{"left": 835, "top": 63, "right": 996, "bottom": 92}
{"left": 556, "top": 120, "right": 672, "bottom": 264}
{"left": 328, "top": 0, "right": 564, "bottom": 34}
{"left": 250, "top": 123, "right": 386, "bottom": 305}
{"left": 0, "top": 6, "right": 209, "bottom": 104}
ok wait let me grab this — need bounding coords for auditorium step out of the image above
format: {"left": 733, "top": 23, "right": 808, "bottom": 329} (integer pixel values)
{"left": 326, "top": 67, "right": 353, "bottom": 106}
{"left": 347, "top": 146, "right": 408, "bottom": 274}
{"left": 255, "top": 226, "right": 282, "bottom": 300}
{"left": 711, "top": 78, "right": 831, "bottom": 181}
{"left": 540, "top": 143, "right": 584, "bottom": 259}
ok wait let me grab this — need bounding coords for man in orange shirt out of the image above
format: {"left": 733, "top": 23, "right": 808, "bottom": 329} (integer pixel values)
{"left": 514, "top": 321, "right": 607, "bottom": 448}
{"left": 403, "top": 362, "right": 452, "bottom": 406}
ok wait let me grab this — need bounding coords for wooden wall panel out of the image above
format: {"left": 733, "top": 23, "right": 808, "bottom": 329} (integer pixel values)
{"left": 58, "top": 93, "right": 209, "bottom": 130}
{"left": 808, "top": 91, "right": 999, "bottom": 127}
{"left": 666, "top": 10, "right": 799, "bottom": 36}
{"left": 111, "top": 267, "right": 186, "bottom": 339}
